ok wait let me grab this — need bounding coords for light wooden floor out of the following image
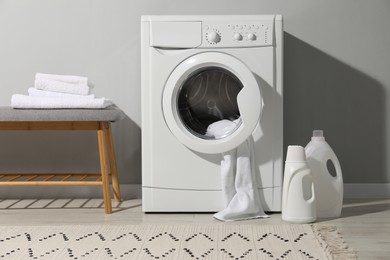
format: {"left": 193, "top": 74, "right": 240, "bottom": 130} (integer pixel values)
{"left": 0, "top": 198, "right": 389, "bottom": 259}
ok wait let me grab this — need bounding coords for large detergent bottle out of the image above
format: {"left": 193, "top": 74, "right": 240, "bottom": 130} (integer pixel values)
{"left": 282, "top": 145, "right": 316, "bottom": 224}
{"left": 305, "top": 130, "right": 343, "bottom": 218}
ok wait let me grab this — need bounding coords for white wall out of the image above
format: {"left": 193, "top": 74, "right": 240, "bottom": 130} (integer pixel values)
{"left": 0, "top": 0, "right": 389, "bottom": 198}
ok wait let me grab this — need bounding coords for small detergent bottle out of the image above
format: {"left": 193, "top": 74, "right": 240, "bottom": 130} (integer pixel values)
{"left": 305, "top": 130, "right": 343, "bottom": 218}
{"left": 282, "top": 145, "right": 316, "bottom": 224}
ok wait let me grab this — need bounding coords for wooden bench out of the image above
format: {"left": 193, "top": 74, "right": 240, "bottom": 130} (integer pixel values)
{"left": 0, "top": 106, "right": 125, "bottom": 214}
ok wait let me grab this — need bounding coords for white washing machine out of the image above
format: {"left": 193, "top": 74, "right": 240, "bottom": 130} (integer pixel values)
{"left": 141, "top": 15, "right": 283, "bottom": 212}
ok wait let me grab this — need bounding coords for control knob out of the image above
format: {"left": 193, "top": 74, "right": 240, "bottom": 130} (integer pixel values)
{"left": 207, "top": 31, "right": 221, "bottom": 44}
{"left": 247, "top": 33, "right": 257, "bottom": 41}
{"left": 233, "top": 33, "right": 243, "bottom": 41}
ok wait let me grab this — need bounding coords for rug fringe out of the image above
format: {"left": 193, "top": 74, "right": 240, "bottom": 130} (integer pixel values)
{"left": 312, "top": 225, "right": 357, "bottom": 260}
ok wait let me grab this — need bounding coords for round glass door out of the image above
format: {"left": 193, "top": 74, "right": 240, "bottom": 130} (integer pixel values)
{"left": 177, "top": 67, "right": 243, "bottom": 140}
{"left": 162, "top": 52, "right": 262, "bottom": 154}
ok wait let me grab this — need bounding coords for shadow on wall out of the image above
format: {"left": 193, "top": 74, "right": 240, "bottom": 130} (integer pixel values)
{"left": 0, "top": 115, "right": 141, "bottom": 199}
{"left": 112, "top": 116, "right": 141, "bottom": 185}
{"left": 283, "top": 33, "right": 386, "bottom": 183}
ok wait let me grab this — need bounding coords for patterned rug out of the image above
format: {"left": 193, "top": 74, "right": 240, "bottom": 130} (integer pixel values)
{"left": 0, "top": 224, "right": 356, "bottom": 259}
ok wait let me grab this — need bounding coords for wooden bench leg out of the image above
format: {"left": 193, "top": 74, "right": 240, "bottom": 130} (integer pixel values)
{"left": 105, "top": 122, "right": 121, "bottom": 202}
{"left": 98, "top": 122, "right": 112, "bottom": 214}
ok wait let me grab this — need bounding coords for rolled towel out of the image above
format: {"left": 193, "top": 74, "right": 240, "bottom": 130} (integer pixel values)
{"left": 36, "top": 73, "right": 88, "bottom": 85}
{"left": 11, "top": 94, "right": 112, "bottom": 109}
{"left": 35, "top": 78, "right": 90, "bottom": 95}
{"left": 28, "top": 88, "right": 95, "bottom": 99}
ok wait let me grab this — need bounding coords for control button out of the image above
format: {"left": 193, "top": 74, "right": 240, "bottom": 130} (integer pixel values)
{"left": 236, "top": 25, "right": 243, "bottom": 30}
{"left": 247, "top": 33, "right": 257, "bottom": 41}
{"left": 233, "top": 33, "right": 243, "bottom": 41}
{"left": 207, "top": 31, "right": 221, "bottom": 44}
{"left": 253, "top": 25, "right": 259, "bottom": 29}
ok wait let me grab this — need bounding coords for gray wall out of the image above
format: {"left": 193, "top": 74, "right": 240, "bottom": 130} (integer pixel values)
{"left": 0, "top": 0, "right": 389, "bottom": 198}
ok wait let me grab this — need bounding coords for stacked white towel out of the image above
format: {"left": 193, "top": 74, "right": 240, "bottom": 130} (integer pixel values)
{"left": 35, "top": 73, "right": 89, "bottom": 85}
{"left": 28, "top": 88, "right": 95, "bottom": 99}
{"left": 34, "top": 78, "right": 90, "bottom": 96}
{"left": 11, "top": 94, "right": 112, "bottom": 109}
{"left": 11, "top": 73, "right": 112, "bottom": 109}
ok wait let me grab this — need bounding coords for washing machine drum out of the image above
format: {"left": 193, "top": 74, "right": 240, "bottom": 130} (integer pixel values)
{"left": 163, "top": 52, "right": 262, "bottom": 154}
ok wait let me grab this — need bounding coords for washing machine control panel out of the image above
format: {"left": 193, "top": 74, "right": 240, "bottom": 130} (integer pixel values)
{"left": 202, "top": 20, "right": 274, "bottom": 48}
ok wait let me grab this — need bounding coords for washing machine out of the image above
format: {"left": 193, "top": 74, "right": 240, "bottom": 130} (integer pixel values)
{"left": 141, "top": 15, "right": 283, "bottom": 212}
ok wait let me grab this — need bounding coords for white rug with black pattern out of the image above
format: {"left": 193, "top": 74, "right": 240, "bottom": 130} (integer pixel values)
{"left": 0, "top": 224, "right": 356, "bottom": 259}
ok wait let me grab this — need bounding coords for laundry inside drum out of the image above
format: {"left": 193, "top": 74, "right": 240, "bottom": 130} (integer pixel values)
{"left": 177, "top": 67, "right": 243, "bottom": 139}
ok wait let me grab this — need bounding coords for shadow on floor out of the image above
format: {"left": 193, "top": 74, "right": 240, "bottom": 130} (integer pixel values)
{"left": 315, "top": 199, "right": 390, "bottom": 222}
{"left": 0, "top": 198, "right": 141, "bottom": 211}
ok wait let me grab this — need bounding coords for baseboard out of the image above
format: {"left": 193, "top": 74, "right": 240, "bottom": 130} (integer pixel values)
{"left": 1, "top": 183, "right": 389, "bottom": 200}
{"left": 344, "top": 183, "right": 390, "bottom": 198}
{"left": 0, "top": 184, "right": 142, "bottom": 200}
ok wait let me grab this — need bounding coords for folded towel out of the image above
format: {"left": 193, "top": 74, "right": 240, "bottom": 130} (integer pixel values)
{"left": 28, "top": 88, "right": 95, "bottom": 99}
{"left": 206, "top": 119, "right": 268, "bottom": 221}
{"left": 35, "top": 78, "right": 90, "bottom": 95}
{"left": 11, "top": 94, "right": 112, "bottom": 109}
{"left": 36, "top": 73, "right": 88, "bottom": 85}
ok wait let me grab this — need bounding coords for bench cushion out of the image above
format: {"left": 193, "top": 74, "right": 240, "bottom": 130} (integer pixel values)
{"left": 0, "top": 106, "right": 125, "bottom": 122}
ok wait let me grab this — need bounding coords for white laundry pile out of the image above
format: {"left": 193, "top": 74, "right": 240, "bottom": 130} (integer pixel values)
{"left": 11, "top": 73, "right": 112, "bottom": 109}
{"left": 206, "top": 119, "right": 268, "bottom": 221}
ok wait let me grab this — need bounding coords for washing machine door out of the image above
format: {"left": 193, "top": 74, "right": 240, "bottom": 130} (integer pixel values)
{"left": 162, "top": 52, "right": 262, "bottom": 154}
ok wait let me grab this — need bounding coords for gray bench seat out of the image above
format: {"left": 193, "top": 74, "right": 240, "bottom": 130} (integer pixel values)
{"left": 0, "top": 106, "right": 125, "bottom": 122}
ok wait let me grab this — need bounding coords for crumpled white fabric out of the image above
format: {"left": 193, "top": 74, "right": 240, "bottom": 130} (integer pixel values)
{"left": 205, "top": 119, "right": 239, "bottom": 139}
{"left": 206, "top": 119, "right": 268, "bottom": 221}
